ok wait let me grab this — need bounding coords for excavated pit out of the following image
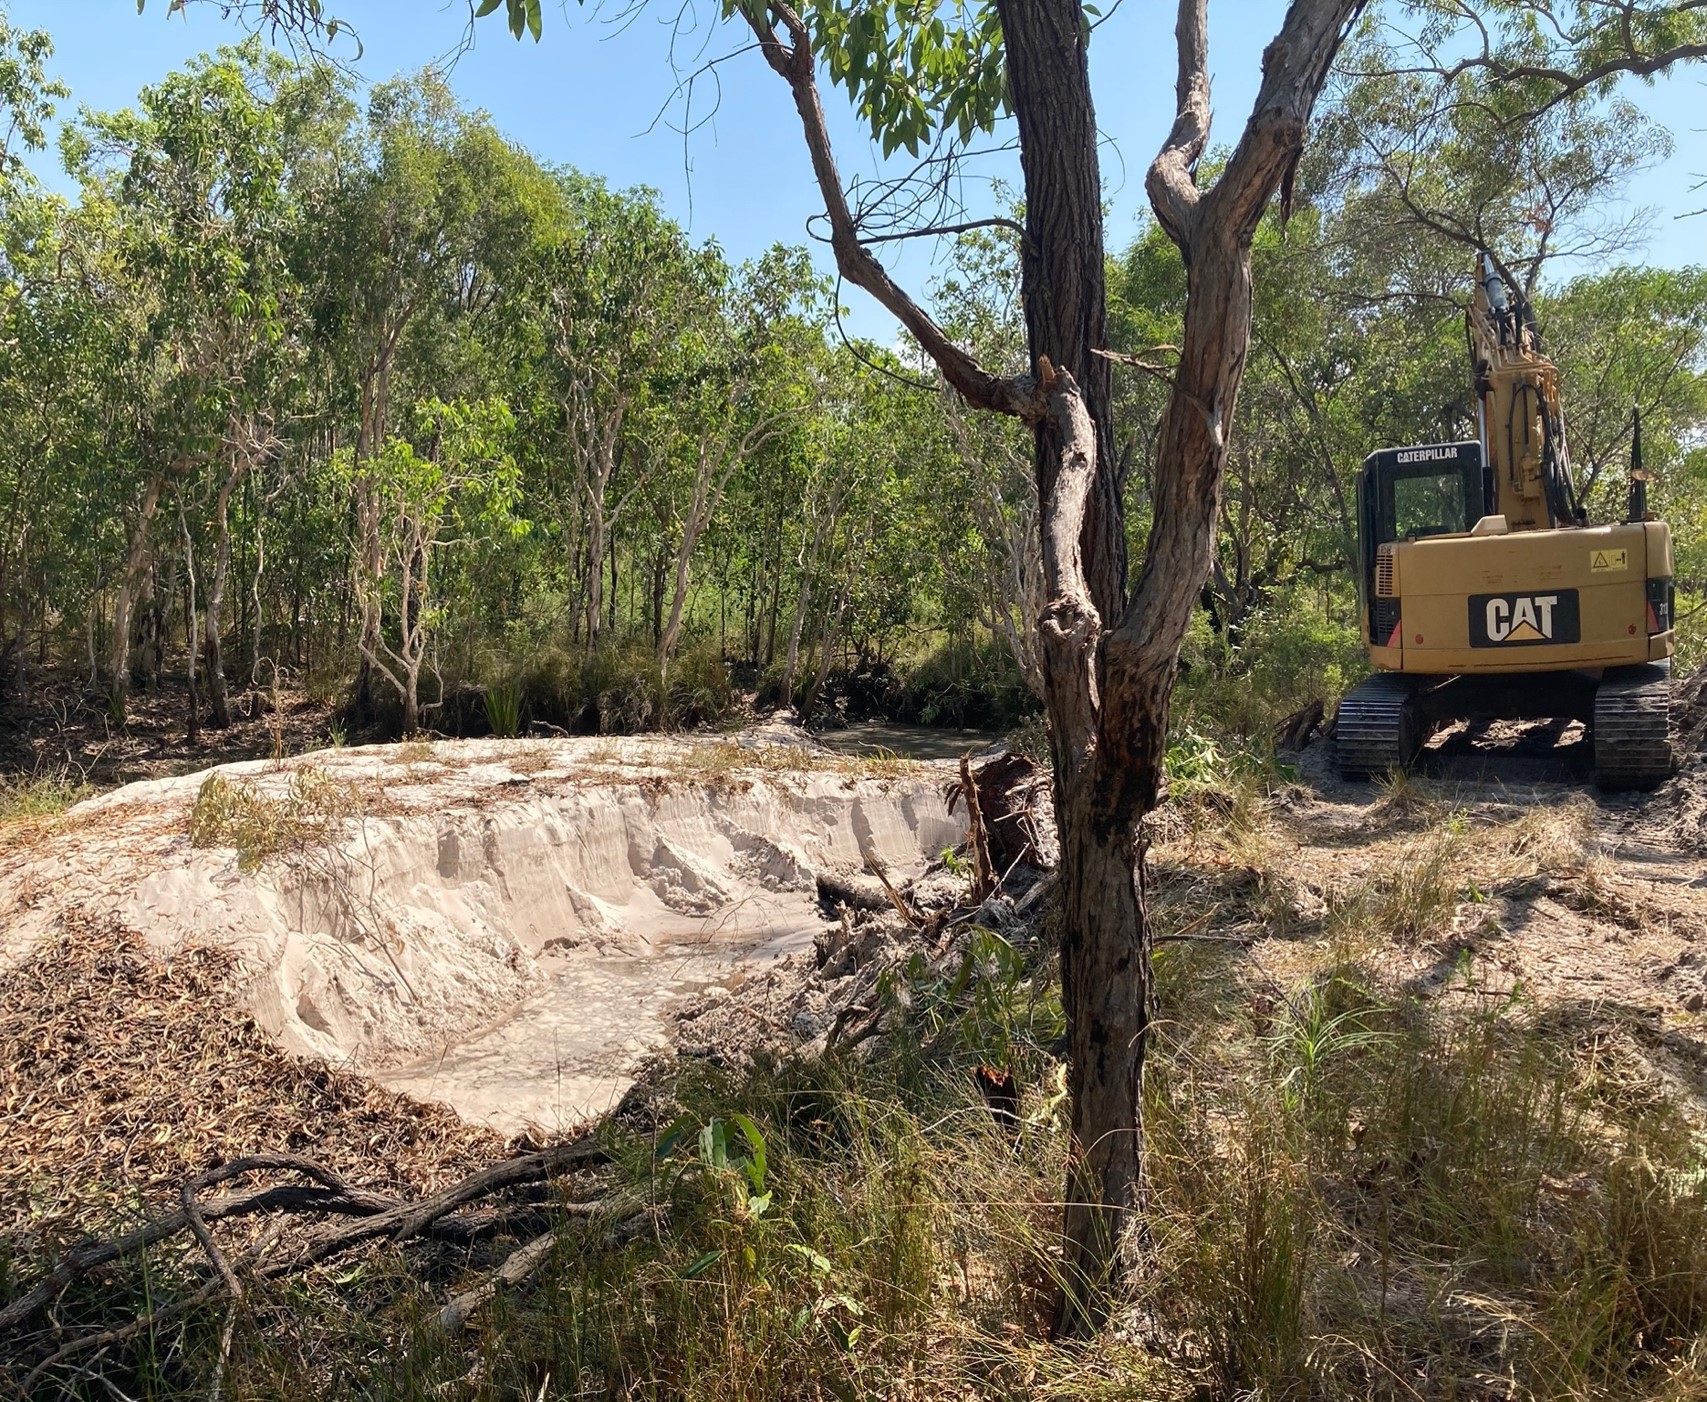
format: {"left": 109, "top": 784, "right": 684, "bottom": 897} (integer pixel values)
{"left": 0, "top": 735, "right": 962, "bottom": 1135}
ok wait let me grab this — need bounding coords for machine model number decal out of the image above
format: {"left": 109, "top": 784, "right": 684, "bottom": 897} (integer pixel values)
{"left": 1469, "top": 590, "right": 1581, "bottom": 646}
{"left": 1589, "top": 548, "right": 1628, "bottom": 572}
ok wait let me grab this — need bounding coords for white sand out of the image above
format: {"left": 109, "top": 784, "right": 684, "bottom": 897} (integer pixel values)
{"left": 0, "top": 735, "right": 962, "bottom": 1134}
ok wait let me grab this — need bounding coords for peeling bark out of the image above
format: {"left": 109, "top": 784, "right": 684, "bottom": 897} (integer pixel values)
{"left": 745, "top": 0, "right": 1364, "bottom": 1332}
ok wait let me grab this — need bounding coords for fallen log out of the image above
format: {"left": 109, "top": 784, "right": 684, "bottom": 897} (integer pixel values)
{"left": 3, "top": 1137, "right": 615, "bottom": 1391}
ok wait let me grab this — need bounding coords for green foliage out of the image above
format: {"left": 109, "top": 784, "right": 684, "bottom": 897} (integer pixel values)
{"left": 9, "top": 5, "right": 1702, "bottom": 746}
{"left": 481, "top": 677, "right": 523, "bottom": 737}
{"left": 0, "top": 14, "right": 66, "bottom": 191}
{"left": 474, "top": 0, "right": 544, "bottom": 42}
{"left": 187, "top": 768, "right": 360, "bottom": 871}
{"left": 467, "top": 0, "right": 1030, "bottom": 157}
{"left": 791, "top": 1, "right": 1010, "bottom": 157}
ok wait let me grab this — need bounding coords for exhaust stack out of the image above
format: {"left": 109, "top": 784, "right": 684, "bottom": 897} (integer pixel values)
{"left": 1626, "top": 408, "right": 1649, "bottom": 523}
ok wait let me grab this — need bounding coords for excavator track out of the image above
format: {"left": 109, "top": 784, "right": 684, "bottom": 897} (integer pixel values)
{"left": 1334, "top": 672, "right": 1422, "bottom": 780}
{"left": 1593, "top": 663, "right": 1673, "bottom": 791}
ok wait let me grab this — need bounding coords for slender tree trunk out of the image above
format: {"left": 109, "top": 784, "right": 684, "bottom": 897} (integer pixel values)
{"left": 649, "top": 546, "right": 666, "bottom": 648}
{"left": 401, "top": 534, "right": 425, "bottom": 735}
{"left": 203, "top": 460, "right": 244, "bottom": 729}
{"left": 584, "top": 502, "right": 606, "bottom": 653}
{"left": 108, "top": 473, "right": 166, "bottom": 718}
{"left": 136, "top": 558, "right": 160, "bottom": 694}
{"left": 84, "top": 568, "right": 100, "bottom": 689}
{"left": 661, "top": 430, "right": 761, "bottom": 668}
{"left": 247, "top": 471, "right": 266, "bottom": 686}
{"left": 179, "top": 500, "right": 201, "bottom": 748}
{"left": 781, "top": 570, "right": 811, "bottom": 707}
{"left": 289, "top": 496, "right": 305, "bottom": 669}
{"left": 802, "top": 569, "right": 854, "bottom": 723}
{"left": 0, "top": 464, "right": 27, "bottom": 654}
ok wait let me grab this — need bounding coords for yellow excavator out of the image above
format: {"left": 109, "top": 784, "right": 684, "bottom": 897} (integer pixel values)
{"left": 1336, "top": 252, "right": 1675, "bottom": 788}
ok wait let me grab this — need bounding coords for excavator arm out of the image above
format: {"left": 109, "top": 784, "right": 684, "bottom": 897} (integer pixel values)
{"left": 1469, "top": 252, "right": 1581, "bottom": 532}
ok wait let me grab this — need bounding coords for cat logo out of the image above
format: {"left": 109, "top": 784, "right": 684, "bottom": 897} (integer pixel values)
{"left": 1486, "top": 595, "right": 1555, "bottom": 641}
{"left": 1468, "top": 589, "right": 1581, "bottom": 647}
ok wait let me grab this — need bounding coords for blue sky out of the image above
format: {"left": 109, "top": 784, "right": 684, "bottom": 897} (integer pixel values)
{"left": 10, "top": 1, "right": 1705, "bottom": 344}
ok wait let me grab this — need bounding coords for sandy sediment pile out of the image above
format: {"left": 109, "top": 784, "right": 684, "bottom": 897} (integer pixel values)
{"left": 0, "top": 735, "right": 963, "bottom": 1134}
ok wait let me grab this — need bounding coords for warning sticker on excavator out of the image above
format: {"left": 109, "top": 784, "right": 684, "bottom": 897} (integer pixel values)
{"left": 1590, "top": 549, "right": 1628, "bottom": 572}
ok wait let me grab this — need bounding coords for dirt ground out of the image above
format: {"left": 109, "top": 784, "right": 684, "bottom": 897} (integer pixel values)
{"left": 1181, "top": 721, "right": 1707, "bottom": 1119}
{"left": 0, "top": 665, "right": 344, "bottom": 790}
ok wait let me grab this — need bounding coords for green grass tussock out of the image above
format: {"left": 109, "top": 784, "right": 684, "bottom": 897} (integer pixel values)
{"left": 0, "top": 768, "right": 91, "bottom": 825}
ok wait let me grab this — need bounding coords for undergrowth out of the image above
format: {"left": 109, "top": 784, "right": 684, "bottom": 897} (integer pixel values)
{"left": 0, "top": 768, "right": 91, "bottom": 824}
{"left": 11, "top": 797, "right": 1707, "bottom": 1401}
{"left": 187, "top": 768, "right": 364, "bottom": 871}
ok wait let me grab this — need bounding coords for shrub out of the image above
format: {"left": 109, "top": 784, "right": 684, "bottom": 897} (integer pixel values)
{"left": 187, "top": 768, "right": 362, "bottom": 871}
{"left": 482, "top": 678, "right": 523, "bottom": 738}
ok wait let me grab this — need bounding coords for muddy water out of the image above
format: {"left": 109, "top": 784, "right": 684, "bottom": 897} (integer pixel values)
{"left": 378, "top": 937, "right": 785, "bottom": 1137}
{"left": 813, "top": 721, "right": 1005, "bottom": 761}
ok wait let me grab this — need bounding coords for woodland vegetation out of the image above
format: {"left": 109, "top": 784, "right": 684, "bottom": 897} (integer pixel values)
{"left": 0, "top": 7, "right": 1698, "bottom": 751}
{"left": 3, "top": 0, "right": 1707, "bottom": 1392}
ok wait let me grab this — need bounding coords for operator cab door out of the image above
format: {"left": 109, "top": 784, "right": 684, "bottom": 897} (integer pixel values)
{"left": 1358, "top": 441, "right": 1488, "bottom": 643}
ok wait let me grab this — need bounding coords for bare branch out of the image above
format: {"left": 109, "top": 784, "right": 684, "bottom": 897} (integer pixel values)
{"left": 1093, "top": 345, "right": 1179, "bottom": 388}
{"left": 739, "top": 2, "right": 1042, "bottom": 421}
{"left": 856, "top": 217, "right": 1029, "bottom": 249}
{"left": 1147, "top": 0, "right": 1211, "bottom": 242}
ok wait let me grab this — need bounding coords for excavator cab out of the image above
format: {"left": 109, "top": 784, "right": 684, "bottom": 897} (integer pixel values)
{"left": 1359, "top": 443, "right": 1486, "bottom": 549}
{"left": 1336, "top": 255, "right": 1675, "bottom": 789}
{"left": 1356, "top": 443, "right": 1486, "bottom": 648}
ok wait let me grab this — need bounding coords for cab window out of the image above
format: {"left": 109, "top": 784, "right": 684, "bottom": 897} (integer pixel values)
{"left": 1392, "top": 471, "right": 1471, "bottom": 539}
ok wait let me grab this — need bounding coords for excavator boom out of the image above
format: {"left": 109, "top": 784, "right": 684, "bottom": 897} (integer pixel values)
{"left": 1469, "top": 252, "right": 1580, "bottom": 532}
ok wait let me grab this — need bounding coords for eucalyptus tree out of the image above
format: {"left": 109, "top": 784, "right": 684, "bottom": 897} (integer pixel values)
{"left": 0, "top": 18, "right": 75, "bottom": 687}
{"left": 1324, "top": 49, "right": 1670, "bottom": 304}
{"left": 313, "top": 71, "right": 526, "bottom": 714}
{"left": 0, "top": 193, "right": 120, "bottom": 691}
{"left": 654, "top": 246, "right": 828, "bottom": 668}
{"left": 1544, "top": 268, "right": 1707, "bottom": 511}
{"left": 530, "top": 174, "right": 727, "bottom": 654}
{"left": 65, "top": 40, "right": 303, "bottom": 722}
{"left": 345, "top": 396, "right": 525, "bottom": 733}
